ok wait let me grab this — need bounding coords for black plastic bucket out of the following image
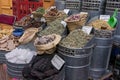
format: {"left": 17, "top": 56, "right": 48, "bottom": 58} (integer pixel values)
{"left": 57, "top": 45, "right": 93, "bottom": 80}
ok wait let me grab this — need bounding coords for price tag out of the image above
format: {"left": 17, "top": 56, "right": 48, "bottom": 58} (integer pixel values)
{"left": 82, "top": 26, "right": 93, "bottom": 35}
{"left": 100, "top": 15, "right": 110, "bottom": 21}
{"left": 64, "top": 9, "right": 70, "bottom": 15}
{"left": 41, "top": 17, "right": 46, "bottom": 22}
{"left": 30, "top": 15, "right": 33, "bottom": 18}
{"left": 51, "top": 55, "right": 65, "bottom": 70}
{"left": 61, "top": 21, "right": 67, "bottom": 27}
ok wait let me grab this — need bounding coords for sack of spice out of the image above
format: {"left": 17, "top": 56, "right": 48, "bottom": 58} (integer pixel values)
{"left": 64, "top": 12, "right": 88, "bottom": 31}
{"left": 34, "top": 34, "right": 61, "bottom": 55}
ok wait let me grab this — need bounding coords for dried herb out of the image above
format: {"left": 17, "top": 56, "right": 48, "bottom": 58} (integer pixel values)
{"left": 60, "top": 29, "right": 93, "bottom": 48}
{"left": 38, "top": 20, "right": 65, "bottom": 36}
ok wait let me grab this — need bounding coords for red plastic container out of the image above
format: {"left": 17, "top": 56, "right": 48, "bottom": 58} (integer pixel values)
{"left": 12, "top": 0, "right": 43, "bottom": 20}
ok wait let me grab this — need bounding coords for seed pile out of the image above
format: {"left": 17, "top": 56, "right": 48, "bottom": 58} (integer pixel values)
{"left": 38, "top": 20, "right": 65, "bottom": 36}
{"left": 88, "top": 20, "right": 113, "bottom": 30}
{"left": 94, "top": 30, "right": 113, "bottom": 38}
{"left": 60, "top": 29, "right": 93, "bottom": 48}
{"left": 36, "top": 35, "right": 55, "bottom": 45}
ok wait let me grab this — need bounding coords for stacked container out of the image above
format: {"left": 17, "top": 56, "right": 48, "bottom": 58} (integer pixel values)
{"left": 65, "top": 0, "right": 81, "bottom": 14}
{"left": 105, "top": 0, "right": 120, "bottom": 44}
{"left": 12, "top": 0, "right": 43, "bottom": 20}
{"left": 55, "top": 0, "right": 65, "bottom": 10}
{"left": 105, "top": 0, "right": 120, "bottom": 19}
{"left": 90, "top": 30, "right": 113, "bottom": 79}
{"left": 57, "top": 43, "right": 93, "bottom": 80}
{"left": 82, "top": 0, "right": 106, "bottom": 18}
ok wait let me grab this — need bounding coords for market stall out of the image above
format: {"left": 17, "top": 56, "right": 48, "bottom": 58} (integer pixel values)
{"left": 0, "top": 0, "right": 120, "bottom": 80}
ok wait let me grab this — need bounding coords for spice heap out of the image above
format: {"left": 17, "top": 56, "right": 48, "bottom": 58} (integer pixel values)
{"left": 28, "top": 20, "right": 44, "bottom": 28}
{"left": 23, "top": 55, "right": 60, "bottom": 80}
{"left": 0, "top": 35, "right": 19, "bottom": 51}
{"left": 36, "top": 7, "right": 45, "bottom": 14}
{"left": 44, "top": 7, "right": 59, "bottom": 17}
{"left": 14, "top": 15, "right": 33, "bottom": 27}
{"left": 94, "top": 30, "right": 113, "bottom": 38}
{"left": 60, "top": 29, "right": 92, "bottom": 48}
{"left": 0, "top": 24, "right": 13, "bottom": 39}
{"left": 32, "top": 7, "right": 45, "bottom": 18}
{"left": 88, "top": 20, "right": 113, "bottom": 30}
{"left": 36, "top": 35, "right": 55, "bottom": 45}
{"left": 38, "top": 20, "right": 65, "bottom": 36}
{"left": 66, "top": 12, "right": 88, "bottom": 23}
{"left": 64, "top": 12, "right": 88, "bottom": 31}
{"left": 34, "top": 34, "right": 61, "bottom": 54}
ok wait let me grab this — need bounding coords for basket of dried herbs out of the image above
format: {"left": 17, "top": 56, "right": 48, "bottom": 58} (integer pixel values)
{"left": 34, "top": 34, "right": 61, "bottom": 55}
{"left": 64, "top": 12, "right": 88, "bottom": 31}
{"left": 43, "top": 7, "right": 66, "bottom": 23}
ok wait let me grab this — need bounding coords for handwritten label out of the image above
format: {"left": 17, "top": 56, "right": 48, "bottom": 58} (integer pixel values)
{"left": 100, "top": 15, "right": 110, "bottom": 21}
{"left": 51, "top": 55, "right": 65, "bottom": 70}
{"left": 82, "top": 26, "right": 93, "bottom": 35}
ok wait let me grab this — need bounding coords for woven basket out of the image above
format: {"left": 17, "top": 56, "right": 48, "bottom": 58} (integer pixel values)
{"left": 34, "top": 34, "right": 61, "bottom": 50}
{"left": 19, "top": 28, "right": 38, "bottom": 44}
{"left": 34, "top": 34, "right": 61, "bottom": 55}
{"left": 37, "top": 47, "right": 56, "bottom": 55}
{"left": 64, "top": 13, "right": 88, "bottom": 31}
{"left": 43, "top": 12, "right": 62, "bottom": 23}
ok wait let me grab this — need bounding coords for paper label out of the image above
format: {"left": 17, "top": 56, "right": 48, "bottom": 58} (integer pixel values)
{"left": 64, "top": 9, "right": 70, "bottom": 15}
{"left": 61, "top": 21, "right": 67, "bottom": 27}
{"left": 82, "top": 26, "right": 93, "bottom": 35}
{"left": 51, "top": 55, "right": 65, "bottom": 70}
{"left": 41, "top": 17, "right": 46, "bottom": 22}
{"left": 30, "top": 15, "right": 33, "bottom": 18}
{"left": 100, "top": 15, "right": 110, "bottom": 21}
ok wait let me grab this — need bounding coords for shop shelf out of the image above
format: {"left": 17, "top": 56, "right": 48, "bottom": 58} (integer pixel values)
{"left": 12, "top": 0, "right": 43, "bottom": 21}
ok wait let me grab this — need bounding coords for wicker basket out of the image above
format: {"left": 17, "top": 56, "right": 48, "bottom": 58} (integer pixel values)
{"left": 65, "top": 13, "right": 88, "bottom": 31}
{"left": 43, "top": 11, "right": 63, "bottom": 23}
{"left": 19, "top": 28, "right": 38, "bottom": 44}
{"left": 34, "top": 34, "right": 61, "bottom": 55}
